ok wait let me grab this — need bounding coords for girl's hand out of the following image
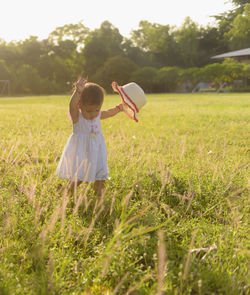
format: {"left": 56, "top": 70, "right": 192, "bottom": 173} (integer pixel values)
{"left": 116, "top": 103, "right": 124, "bottom": 112}
{"left": 75, "top": 77, "right": 88, "bottom": 95}
{"left": 70, "top": 77, "right": 87, "bottom": 124}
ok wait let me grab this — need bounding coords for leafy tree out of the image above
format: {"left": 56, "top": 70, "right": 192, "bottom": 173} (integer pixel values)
{"left": 13, "top": 64, "right": 42, "bottom": 94}
{"left": 225, "top": 3, "right": 250, "bottom": 49}
{"left": 211, "top": 0, "right": 247, "bottom": 47}
{"left": 52, "top": 40, "right": 77, "bottom": 58}
{"left": 17, "top": 36, "right": 44, "bottom": 68}
{"left": 93, "top": 55, "right": 138, "bottom": 92}
{"left": 198, "top": 26, "right": 228, "bottom": 64}
{"left": 0, "top": 41, "right": 20, "bottom": 67}
{"left": 51, "top": 56, "right": 73, "bottom": 91}
{"left": 175, "top": 17, "right": 202, "bottom": 68}
{"left": 83, "top": 21, "right": 124, "bottom": 77}
{"left": 221, "top": 59, "right": 245, "bottom": 82}
{"left": 244, "top": 64, "right": 250, "bottom": 78}
{"left": 48, "top": 22, "right": 89, "bottom": 47}
{"left": 201, "top": 63, "right": 225, "bottom": 83}
{"left": 122, "top": 39, "right": 155, "bottom": 67}
{"left": 0, "top": 60, "right": 11, "bottom": 80}
{"left": 131, "top": 21, "right": 178, "bottom": 66}
{"left": 37, "top": 54, "right": 55, "bottom": 80}
{"left": 201, "top": 59, "right": 245, "bottom": 85}
{"left": 231, "top": 0, "right": 250, "bottom": 7}
{"left": 47, "top": 22, "right": 89, "bottom": 81}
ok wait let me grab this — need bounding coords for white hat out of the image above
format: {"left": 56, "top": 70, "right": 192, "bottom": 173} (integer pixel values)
{"left": 112, "top": 81, "right": 146, "bottom": 122}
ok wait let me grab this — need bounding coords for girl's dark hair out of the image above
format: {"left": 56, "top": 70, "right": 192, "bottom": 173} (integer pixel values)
{"left": 80, "top": 82, "right": 105, "bottom": 105}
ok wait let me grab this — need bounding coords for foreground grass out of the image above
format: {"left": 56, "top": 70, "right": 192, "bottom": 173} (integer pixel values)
{"left": 0, "top": 93, "right": 249, "bottom": 294}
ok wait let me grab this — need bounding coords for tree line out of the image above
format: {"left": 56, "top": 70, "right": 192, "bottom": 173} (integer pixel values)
{"left": 0, "top": 0, "right": 249, "bottom": 95}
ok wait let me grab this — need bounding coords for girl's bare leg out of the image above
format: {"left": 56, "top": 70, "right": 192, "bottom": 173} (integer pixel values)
{"left": 93, "top": 180, "right": 105, "bottom": 197}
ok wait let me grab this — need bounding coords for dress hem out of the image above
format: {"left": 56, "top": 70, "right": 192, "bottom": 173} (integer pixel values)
{"left": 56, "top": 175, "right": 108, "bottom": 183}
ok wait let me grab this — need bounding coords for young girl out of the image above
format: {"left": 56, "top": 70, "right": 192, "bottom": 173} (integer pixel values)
{"left": 55, "top": 77, "right": 124, "bottom": 196}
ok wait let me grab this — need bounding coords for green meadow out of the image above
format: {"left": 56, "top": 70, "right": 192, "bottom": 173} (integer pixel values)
{"left": 0, "top": 93, "right": 249, "bottom": 295}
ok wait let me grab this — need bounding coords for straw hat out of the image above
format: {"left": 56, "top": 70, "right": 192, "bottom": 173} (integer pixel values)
{"left": 112, "top": 81, "right": 146, "bottom": 122}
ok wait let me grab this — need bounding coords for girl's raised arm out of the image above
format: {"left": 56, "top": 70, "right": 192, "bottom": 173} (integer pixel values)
{"left": 69, "top": 78, "right": 86, "bottom": 124}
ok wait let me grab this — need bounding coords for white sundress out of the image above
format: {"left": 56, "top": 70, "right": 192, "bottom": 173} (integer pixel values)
{"left": 55, "top": 110, "right": 109, "bottom": 182}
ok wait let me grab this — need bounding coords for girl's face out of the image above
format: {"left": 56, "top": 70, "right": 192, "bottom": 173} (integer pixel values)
{"left": 80, "top": 103, "right": 102, "bottom": 120}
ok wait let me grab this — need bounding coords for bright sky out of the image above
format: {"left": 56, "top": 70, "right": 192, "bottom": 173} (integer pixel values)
{"left": 0, "top": 0, "right": 234, "bottom": 42}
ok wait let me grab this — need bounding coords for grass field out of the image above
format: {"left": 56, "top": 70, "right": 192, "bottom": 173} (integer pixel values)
{"left": 0, "top": 93, "right": 249, "bottom": 295}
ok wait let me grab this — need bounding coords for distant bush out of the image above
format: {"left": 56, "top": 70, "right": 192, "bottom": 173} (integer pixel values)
{"left": 130, "top": 67, "right": 158, "bottom": 93}
{"left": 154, "top": 67, "right": 181, "bottom": 92}
{"left": 231, "top": 86, "right": 250, "bottom": 92}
